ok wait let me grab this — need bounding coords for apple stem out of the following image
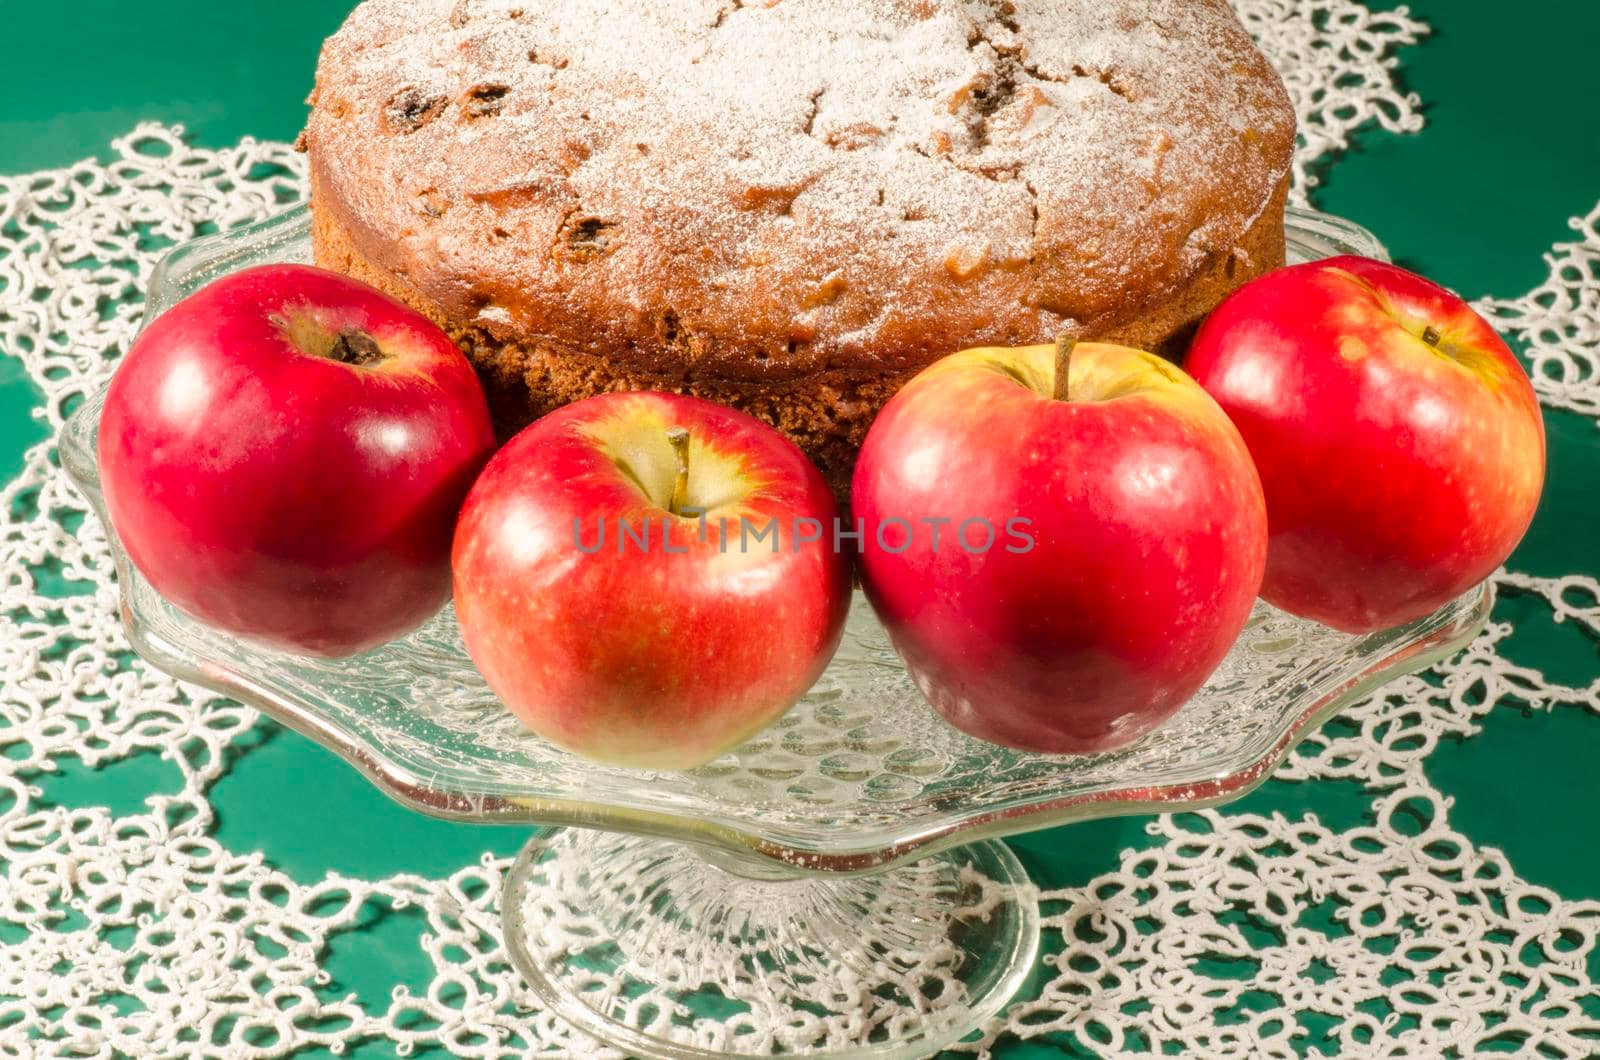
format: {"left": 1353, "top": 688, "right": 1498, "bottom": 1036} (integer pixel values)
{"left": 329, "top": 328, "right": 387, "bottom": 366}
{"left": 1422, "top": 325, "right": 1442, "bottom": 347}
{"left": 666, "top": 427, "right": 691, "bottom": 516}
{"left": 1053, "top": 335, "right": 1077, "bottom": 402}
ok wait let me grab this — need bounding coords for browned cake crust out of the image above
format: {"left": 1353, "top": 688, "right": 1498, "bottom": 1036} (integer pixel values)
{"left": 304, "top": 0, "right": 1295, "bottom": 491}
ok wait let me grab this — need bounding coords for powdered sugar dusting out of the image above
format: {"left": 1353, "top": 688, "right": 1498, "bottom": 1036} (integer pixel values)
{"left": 307, "top": 0, "right": 1293, "bottom": 374}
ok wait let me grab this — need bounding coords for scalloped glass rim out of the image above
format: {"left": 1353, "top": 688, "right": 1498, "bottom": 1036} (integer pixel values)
{"left": 58, "top": 203, "right": 1490, "bottom": 875}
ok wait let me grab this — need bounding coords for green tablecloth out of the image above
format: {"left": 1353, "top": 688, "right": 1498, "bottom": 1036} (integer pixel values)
{"left": 2, "top": 2, "right": 1596, "bottom": 1056}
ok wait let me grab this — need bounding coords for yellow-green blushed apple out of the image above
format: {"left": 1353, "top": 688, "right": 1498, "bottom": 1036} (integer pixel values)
{"left": 852, "top": 340, "right": 1268, "bottom": 754}
{"left": 1186, "top": 256, "right": 1545, "bottom": 633}
{"left": 451, "top": 392, "right": 852, "bottom": 770}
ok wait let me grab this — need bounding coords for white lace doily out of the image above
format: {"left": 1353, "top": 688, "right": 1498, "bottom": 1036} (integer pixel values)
{"left": 1476, "top": 202, "right": 1600, "bottom": 424}
{"left": 3, "top": 2, "right": 1597, "bottom": 1056}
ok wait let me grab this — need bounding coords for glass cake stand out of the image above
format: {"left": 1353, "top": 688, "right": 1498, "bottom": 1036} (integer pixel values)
{"left": 59, "top": 204, "right": 1492, "bottom": 1058}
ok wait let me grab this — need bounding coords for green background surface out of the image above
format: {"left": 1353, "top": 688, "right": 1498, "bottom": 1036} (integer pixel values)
{"left": 2, "top": 2, "right": 1597, "bottom": 1056}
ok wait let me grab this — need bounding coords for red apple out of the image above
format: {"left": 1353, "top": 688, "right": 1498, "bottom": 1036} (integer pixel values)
{"left": 1185, "top": 256, "right": 1545, "bottom": 633}
{"left": 98, "top": 263, "right": 495, "bottom": 656}
{"left": 852, "top": 340, "right": 1267, "bottom": 754}
{"left": 451, "top": 392, "right": 852, "bottom": 769}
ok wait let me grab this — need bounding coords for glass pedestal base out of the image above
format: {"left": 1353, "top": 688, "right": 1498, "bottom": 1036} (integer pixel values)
{"left": 500, "top": 828, "right": 1040, "bottom": 1058}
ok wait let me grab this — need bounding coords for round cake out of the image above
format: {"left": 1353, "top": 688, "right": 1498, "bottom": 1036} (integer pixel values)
{"left": 303, "top": 0, "right": 1295, "bottom": 492}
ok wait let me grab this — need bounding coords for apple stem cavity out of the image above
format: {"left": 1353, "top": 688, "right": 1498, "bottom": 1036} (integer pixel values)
{"left": 329, "top": 328, "right": 388, "bottom": 367}
{"left": 1054, "top": 335, "right": 1077, "bottom": 402}
{"left": 666, "top": 426, "right": 691, "bottom": 516}
{"left": 269, "top": 312, "right": 391, "bottom": 368}
{"left": 1422, "top": 325, "right": 1442, "bottom": 347}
